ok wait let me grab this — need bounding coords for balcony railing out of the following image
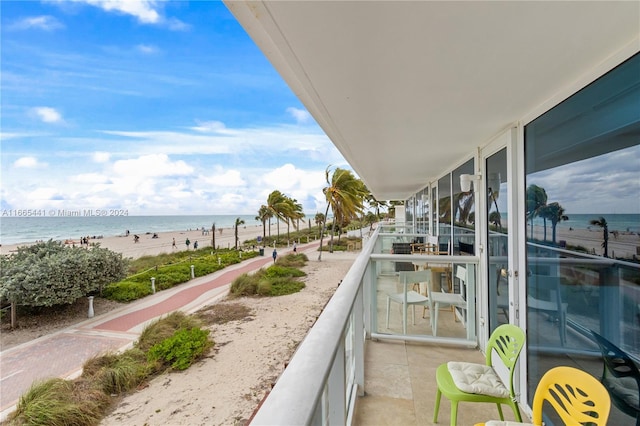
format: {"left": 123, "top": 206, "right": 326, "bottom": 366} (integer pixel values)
{"left": 250, "top": 226, "right": 481, "bottom": 424}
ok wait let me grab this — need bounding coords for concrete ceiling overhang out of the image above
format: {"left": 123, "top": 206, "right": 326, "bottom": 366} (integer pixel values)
{"left": 224, "top": 1, "right": 640, "bottom": 201}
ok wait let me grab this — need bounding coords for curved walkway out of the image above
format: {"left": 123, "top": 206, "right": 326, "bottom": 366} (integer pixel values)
{"left": 0, "top": 242, "right": 319, "bottom": 419}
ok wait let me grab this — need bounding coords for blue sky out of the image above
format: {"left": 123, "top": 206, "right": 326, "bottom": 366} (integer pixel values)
{"left": 1, "top": 0, "right": 350, "bottom": 216}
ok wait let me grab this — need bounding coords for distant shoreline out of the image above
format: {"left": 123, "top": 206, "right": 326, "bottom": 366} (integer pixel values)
{"left": 0, "top": 221, "right": 313, "bottom": 260}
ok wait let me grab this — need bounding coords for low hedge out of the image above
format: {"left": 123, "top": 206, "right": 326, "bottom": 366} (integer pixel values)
{"left": 105, "top": 250, "right": 258, "bottom": 303}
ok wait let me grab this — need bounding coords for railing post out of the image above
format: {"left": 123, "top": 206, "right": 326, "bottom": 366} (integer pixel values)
{"left": 151, "top": 277, "right": 156, "bottom": 294}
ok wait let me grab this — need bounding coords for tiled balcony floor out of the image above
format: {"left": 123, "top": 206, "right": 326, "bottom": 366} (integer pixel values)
{"left": 354, "top": 339, "right": 527, "bottom": 426}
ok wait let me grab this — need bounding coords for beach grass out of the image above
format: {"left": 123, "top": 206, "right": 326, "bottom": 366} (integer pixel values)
{"left": 229, "top": 253, "right": 308, "bottom": 298}
{"left": 7, "top": 312, "right": 213, "bottom": 426}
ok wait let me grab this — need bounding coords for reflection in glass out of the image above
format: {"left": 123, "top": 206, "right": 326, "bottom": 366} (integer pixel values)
{"left": 524, "top": 53, "right": 639, "bottom": 425}
{"left": 486, "top": 149, "right": 509, "bottom": 334}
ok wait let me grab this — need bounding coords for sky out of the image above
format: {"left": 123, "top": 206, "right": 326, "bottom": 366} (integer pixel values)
{"left": 1, "top": 0, "right": 351, "bottom": 216}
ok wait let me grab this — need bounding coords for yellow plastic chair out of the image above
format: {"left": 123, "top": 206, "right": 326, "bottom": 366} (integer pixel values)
{"left": 475, "top": 366, "right": 611, "bottom": 426}
{"left": 433, "top": 324, "right": 525, "bottom": 425}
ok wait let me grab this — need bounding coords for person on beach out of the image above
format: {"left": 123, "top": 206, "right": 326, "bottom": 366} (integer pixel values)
{"left": 272, "top": 248, "right": 277, "bottom": 263}
{"left": 186, "top": 238, "right": 191, "bottom": 249}
{"left": 172, "top": 238, "right": 176, "bottom": 249}
{"left": 194, "top": 240, "right": 198, "bottom": 250}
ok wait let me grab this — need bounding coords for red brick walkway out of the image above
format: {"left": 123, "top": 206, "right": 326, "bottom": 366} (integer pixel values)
{"left": 0, "top": 243, "right": 318, "bottom": 418}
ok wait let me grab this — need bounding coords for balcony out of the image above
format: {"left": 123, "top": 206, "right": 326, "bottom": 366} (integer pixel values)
{"left": 354, "top": 340, "right": 521, "bottom": 425}
{"left": 249, "top": 224, "right": 639, "bottom": 425}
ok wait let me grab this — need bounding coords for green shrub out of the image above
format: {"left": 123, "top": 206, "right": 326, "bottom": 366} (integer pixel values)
{"left": 147, "top": 327, "right": 212, "bottom": 370}
{"left": 267, "top": 277, "right": 306, "bottom": 296}
{"left": 263, "top": 265, "right": 306, "bottom": 279}
{"left": 103, "top": 280, "right": 151, "bottom": 302}
{"left": 0, "top": 240, "right": 126, "bottom": 308}
{"left": 154, "top": 268, "right": 191, "bottom": 290}
{"left": 136, "top": 312, "right": 203, "bottom": 352}
{"left": 256, "top": 280, "right": 272, "bottom": 296}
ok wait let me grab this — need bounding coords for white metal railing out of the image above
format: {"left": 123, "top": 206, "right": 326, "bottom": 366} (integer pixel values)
{"left": 250, "top": 227, "right": 485, "bottom": 424}
{"left": 249, "top": 227, "right": 377, "bottom": 425}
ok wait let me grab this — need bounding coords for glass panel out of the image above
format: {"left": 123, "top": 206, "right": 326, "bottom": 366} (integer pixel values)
{"left": 405, "top": 196, "right": 415, "bottom": 229}
{"left": 438, "top": 175, "right": 451, "bottom": 252}
{"left": 524, "top": 53, "right": 640, "bottom": 425}
{"left": 416, "top": 188, "right": 430, "bottom": 234}
{"left": 371, "top": 233, "right": 476, "bottom": 342}
{"left": 486, "top": 148, "right": 509, "bottom": 333}
{"left": 452, "top": 159, "right": 475, "bottom": 255}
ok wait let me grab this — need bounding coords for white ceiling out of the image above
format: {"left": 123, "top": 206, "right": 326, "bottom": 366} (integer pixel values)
{"left": 224, "top": 1, "right": 640, "bottom": 201}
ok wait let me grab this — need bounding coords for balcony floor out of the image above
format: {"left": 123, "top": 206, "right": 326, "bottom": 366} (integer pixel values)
{"left": 354, "top": 339, "right": 527, "bottom": 425}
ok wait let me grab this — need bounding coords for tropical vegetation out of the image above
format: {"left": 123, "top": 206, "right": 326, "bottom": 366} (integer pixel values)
{"left": 6, "top": 311, "right": 212, "bottom": 426}
{"left": 589, "top": 216, "right": 609, "bottom": 257}
{"left": 229, "top": 253, "right": 308, "bottom": 297}
{"left": 105, "top": 248, "right": 256, "bottom": 302}
{"left": 318, "top": 166, "right": 368, "bottom": 260}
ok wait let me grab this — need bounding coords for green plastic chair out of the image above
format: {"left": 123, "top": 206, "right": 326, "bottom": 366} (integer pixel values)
{"left": 433, "top": 324, "right": 526, "bottom": 425}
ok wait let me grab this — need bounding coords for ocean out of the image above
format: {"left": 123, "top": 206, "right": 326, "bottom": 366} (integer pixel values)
{"left": 0, "top": 214, "right": 297, "bottom": 245}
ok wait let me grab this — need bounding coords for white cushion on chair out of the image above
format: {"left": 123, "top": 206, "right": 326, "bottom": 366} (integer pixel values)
{"left": 447, "top": 362, "right": 510, "bottom": 398}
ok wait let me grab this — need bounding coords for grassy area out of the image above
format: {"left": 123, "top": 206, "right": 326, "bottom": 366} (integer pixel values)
{"left": 104, "top": 248, "right": 258, "bottom": 303}
{"left": 6, "top": 312, "right": 213, "bottom": 426}
{"left": 229, "top": 253, "right": 308, "bottom": 297}
{"left": 6, "top": 253, "right": 311, "bottom": 425}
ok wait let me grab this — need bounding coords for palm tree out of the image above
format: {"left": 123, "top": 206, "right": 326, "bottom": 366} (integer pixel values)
{"left": 314, "top": 212, "right": 325, "bottom": 234}
{"left": 526, "top": 184, "right": 548, "bottom": 239}
{"left": 589, "top": 216, "right": 609, "bottom": 257}
{"left": 284, "top": 196, "right": 304, "bottom": 242}
{"left": 234, "top": 217, "right": 245, "bottom": 250}
{"left": 546, "top": 202, "right": 569, "bottom": 244}
{"left": 266, "top": 190, "right": 290, "bottom": 242}
{"left": 255, "top": 205, "right": 270, "bottom": 241}
{"left": 318, "top": 166, "right": 365, "bottom": 260}
{"left": 366, "top": 194, "right": 388, "bottom": 220}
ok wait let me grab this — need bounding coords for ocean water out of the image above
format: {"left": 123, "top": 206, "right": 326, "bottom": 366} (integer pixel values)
{"left": 0, "top": 214, "right": 301, "bottom": 245}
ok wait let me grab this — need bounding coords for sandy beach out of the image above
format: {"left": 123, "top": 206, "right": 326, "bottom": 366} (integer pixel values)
{"left": 100, "top": 247, "right": 357, "bottom": 426}
{"left": 529, "top": 224, "right": 639, "bottom": 260}
{"left": 0, "top": 222, "right": 312, "bottom": 260}
{"left": 3, "top": 219, "right": 637, "bottom": 261}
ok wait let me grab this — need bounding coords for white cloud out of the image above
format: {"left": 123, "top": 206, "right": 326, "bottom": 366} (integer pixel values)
{"left": 166, "top": 17, "right": 191, "bottom": 31}
{"left": 78, "top": 0, "right": 160, "bottom": 23}
{"left": 112, "top": 154, "right": 193, "bottom": 177}
{"left": 9, "top": 15, "right": 64, "bottom": 31}
{"left": 54, "top": 0, "right": 189, "bottom": 30}
{"left": 190, "top": 120, "right": 228, "bottom": 133}
{"left": 70, "top": 173, "right": 110, "bottom": 184}
{"left": 14, "top": 156, "right": 44, "bottom": 168}
{"left": 136, "top": 44, "right": 159, "bottom": 55}
{"left": 262, "top": 164, "right": 298, "bottom": 190}
{"left": 287, "top": 107, "right": 312, "bottom": 124}
{"left": 31, "top": 107, "right": 63, "bottom": 124}
{"left": 201, "top": 168, "right": 246, "bottom": 188}
{"left": 92, "top": 152, "right": 111, "bottom": 163}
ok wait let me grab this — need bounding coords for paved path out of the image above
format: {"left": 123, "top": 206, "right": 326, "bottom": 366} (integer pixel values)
{"left": 0, "top": 243, "right": 318, "bottom": 419}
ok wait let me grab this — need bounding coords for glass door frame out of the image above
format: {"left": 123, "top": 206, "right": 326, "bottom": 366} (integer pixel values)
{"left": 478, "top": 127, "right": 521, "bottom": 353}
